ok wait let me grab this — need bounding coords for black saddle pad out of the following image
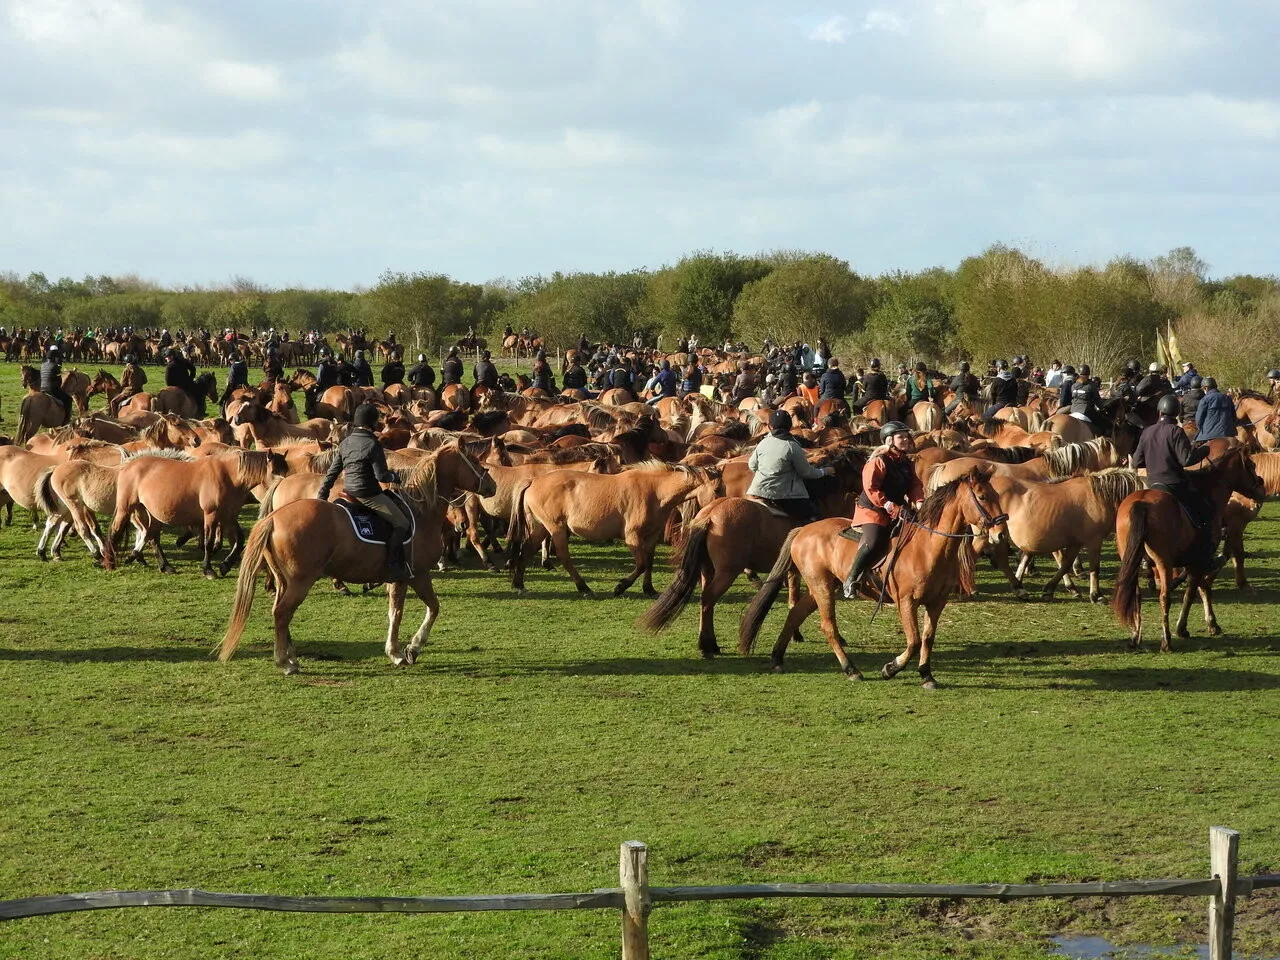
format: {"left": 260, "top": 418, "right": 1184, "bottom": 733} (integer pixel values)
{"left": 334, "top": 493, "right": 415, "bottom": 546}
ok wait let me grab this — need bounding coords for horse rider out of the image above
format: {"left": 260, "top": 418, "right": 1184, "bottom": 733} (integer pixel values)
{"left": 1179, "top": 376, "right": 1205, "bottom": 421}
{"left": 983, "top": 359, "right": 1019, "bottom": 420}
{"left": 164, "top": 347, "right": 205, "bottom": 416}
{"left": 943, "top": 361, "right": 980, "bottom": 417}
{"left": 407, "top": 353, "right": 436, "bottom": 391}
{"left": 746, "top": 409, "right": 834, "bottom": 523}
{"left": 777, "top": 360, "right": 798, "bottom": 398}
{"left": 316, "top": 349, "right": 341, "bottom": 392}
{"left": 441, "top": 346, "right": 464, "bottom": 386}
{"left": 109, "top": 353, "right": 147, "bottom": 416}
{"left": 1051, "top": 365, "right": 1077, "bottom": 413}
{"left": 841, "top": 421, "right": 925, "bottom": 598}
{"left": 1267, "top": 368, "right": 1280, "bottom": 402}
{"left": 1132, "top": 393, "right": 1220, "bottom": 571}
{"left": 220, "top": 348, "right": 249, "bottom": 413}
{"left": 40, "top": 344, "right": 74, "bottom": 422}
{"left": 1068, "top": 365, "right": 1112, "bottom": 434}
{"left": 608, "top": 356, "right": 633, "bottom": 392}
{"left": 678, "top": 360, "right": 703, "bottom": 397}
{"left": 1044, "top": 359, "right": 1065, "bottom": 389}
{"left": 1135, "top": 362, "right": 1172, "bottom": 400}
{"left": 851, "top": 358, "right": 889, "bottom": 413}
{"left": 380, "top": 354, "right": 406, "bottom": 390}
{"left": 562, "top": 355, "right": 588, "bottom": 392}
{"left": 1173, "top": 361, "right": 1198, "bottom": 393}
{"left": 473, "top": 350, "right": 500, "bottom": 390}
{"left": 798, "top": 371, "right": 820, "bottom": 407}
{"left": 530, "top": 350, "right": 554, "bottom": 393}
{"left": 350, "top": 350, "right": 374, "bottom": 388}
{"left": 903, "top": 362, "right": 935, "bottom": 406}
{"left": 818, "top": 357, "right": 847, "bottom": 401}
{"left": 645, "top": 359, "right": 677, "bottom": 405}
{"left": 316, "top": 403, "right": 414, "bottom": 582}
{"left": 1194, "top": 377, "right": 1236, "bottom": 442}
{"left": 263, "top": 346, "right": 284, "bottom": 384}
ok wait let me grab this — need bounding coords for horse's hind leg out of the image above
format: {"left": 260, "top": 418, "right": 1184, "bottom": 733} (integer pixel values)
{"left": 1198, "top": 579, "right": 1221, "bottom": 636}
{"left": 36, "top": 515, "right": 59, "bottom": 561}
{"left": 697, "top": 567, "right": 737, "bottom": 659}
{"left": 271, "top": 577, "right": 313, "bottom": 675}
{"left": 384, "top": 581, "right": 407, "bottom": 666}
{"left": 218, "top": 523, "right": 245, "bottom": 577}
{"left": 769, "top": 592, "right": 818, "bottom": 673}
{"left": 549, "top": 527, "right": 593, "bottom": 597}
{"left": 614, "top": 532, "right": 650, "bottom": 597}
{"left": 403, "top": 575, "right": 440, "bottom": 666}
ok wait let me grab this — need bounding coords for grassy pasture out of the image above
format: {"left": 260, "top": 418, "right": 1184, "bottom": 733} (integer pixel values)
{"left": 0, "top": 367, "right": 1278, "bottom": 959}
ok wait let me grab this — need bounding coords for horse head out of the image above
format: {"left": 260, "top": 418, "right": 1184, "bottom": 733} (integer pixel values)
{"left": 957, "top": 466, "right": 1008, "bottom": 545}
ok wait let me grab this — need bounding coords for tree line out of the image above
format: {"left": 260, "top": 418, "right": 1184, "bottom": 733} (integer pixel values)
{"left": 3, "top": 246, "right": 1277, "bottom": 387}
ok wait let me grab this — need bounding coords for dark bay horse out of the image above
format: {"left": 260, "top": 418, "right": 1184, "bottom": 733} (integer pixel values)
{"left": 736, "top": 469, "right": 1008, "bottom": 687}
{"left": 220, "top": 443, "right": 496, "bottom": 674}
{"left": 1111, "top": 445, "right": 1265, "bottom": 651}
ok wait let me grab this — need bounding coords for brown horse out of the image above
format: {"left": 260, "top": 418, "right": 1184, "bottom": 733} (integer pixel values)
{"left": 103, "top": 449, "right": 286, "bottom": 577}
{"left": 736, "top": 468, "right": 1007, "bottom": 686}
{"left": 509, "top": 462, "right": 723, "bottom": 597}
{"left": 118, "top": 373, "right": 219, "bottom": 418}
{"left": 985, "top": 468, "right": 1144, "bottom": 602}
{"left": 15, "top": 368, "right": 72, "bottom": 445}
{"left": 1111, "top": 445, "right": 1266, "bottom": 651}
{"left": 440, "top": 384, "right": 471, "bottom": 412}
{"left": 219, "top": 443, "right": 497, "bottom": 674}
{"left": 1234, "top": 393, "right": 1279, "bottom": 450}
{"left": 927, "top": 438, "right": 1117, "bottom": 489}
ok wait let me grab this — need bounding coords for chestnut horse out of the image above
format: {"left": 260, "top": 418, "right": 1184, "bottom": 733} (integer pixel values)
{"left": 1111, "top": 445, "right": 1266, "bottom": 651}
{"left": 736, "top": 468, "right": 1007, "bottom": 686}
{"left": 118, "top": 373, "right": 219, "bottom": 418}
{"left": 219, "top": 443, "right": 497, "bottom": 674}
{"left": 15, "top": 367, "right": 72, "bottom": 445}
{"left": 508, "top": 462, "right": 723, "bottom": 597}
{"left": 103, "top": 449, "right": 286, "bottom": 577}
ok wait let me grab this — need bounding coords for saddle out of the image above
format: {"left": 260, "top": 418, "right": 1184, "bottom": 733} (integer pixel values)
{"left": 334, "top": 492, "right": 416, "bottom": 546}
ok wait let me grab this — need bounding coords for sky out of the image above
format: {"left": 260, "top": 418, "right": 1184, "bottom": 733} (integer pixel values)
{"left": 2, "top": 0, "right": 1277, "bottom": 290}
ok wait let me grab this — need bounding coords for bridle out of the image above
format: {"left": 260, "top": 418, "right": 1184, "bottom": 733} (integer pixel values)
{"left": 438, "top": 444, "right": 489, "bottom": 506}
{"left": 897, "top": 483, "right": 1008, "bottom": 540}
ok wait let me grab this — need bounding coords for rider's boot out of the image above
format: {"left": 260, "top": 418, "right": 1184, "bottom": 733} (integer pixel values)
{"left": 383, "top": 528, "right": 412, "bottom": 582}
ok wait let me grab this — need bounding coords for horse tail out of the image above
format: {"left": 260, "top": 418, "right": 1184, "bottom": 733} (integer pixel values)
{"left": 220, "top": 515, "right": 273, "bottom": 662}
{"left": 738, "top": 527, "right": 802, "bottom": 656}
{"left": 33, "top": 467, "right": 60, "bottom": 516}
{"left": 507, "top": 480, "right": 531, "bottom": 588}
{"left": 1111, "top": 501, "right": 1147, "bottom": 632}
{"left": 637, "top": 522, "right": 710, "bottom": 633}
{"left": 257, "top": 476, "right": 281, "bottom": 521}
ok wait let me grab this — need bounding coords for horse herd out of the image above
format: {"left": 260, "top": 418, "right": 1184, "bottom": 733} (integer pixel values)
{"left": 2, "top": 370, "right": 1278, "bottom": 683}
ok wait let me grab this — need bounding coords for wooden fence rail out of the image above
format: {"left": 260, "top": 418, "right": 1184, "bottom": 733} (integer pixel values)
{"left": 2, "top": 827, "right": 1276, "bottom": 960}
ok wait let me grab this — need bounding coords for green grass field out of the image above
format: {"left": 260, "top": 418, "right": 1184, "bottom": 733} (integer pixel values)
{"left": 1, "top": 366, "right": 1277, "bottom": 959}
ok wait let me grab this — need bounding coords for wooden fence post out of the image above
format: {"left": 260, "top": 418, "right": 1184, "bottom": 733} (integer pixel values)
{"left": 619, "top": 841, "right": 650, "bottom": 960}
{"left": 1209, "top": 826, "right": 1239, "bottom": 960}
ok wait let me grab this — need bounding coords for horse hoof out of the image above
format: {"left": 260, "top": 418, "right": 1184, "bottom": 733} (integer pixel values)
{"left": 771, "top": 664, "right": 785, "bottom": 674}
{"left": 218, "top": 563, "right": 232, "bottom": 577}
{"left": 37, "top": 553, "right": 48, "bottom": 563}
{"left": 642, "top": 587, "right": 659, "bottom": 599}
{"left": 881, "top": 662, "right": 900, "bottom": 679}
{"left": 582, "top": 590, "right": 598, "bottom": 600}
{"left": 846, "top": 670, "right": 864, "bottom": 682}
{"left": 1016, "top": 590, "right": 1029, "bottom": 601}
{"left": 404, "top": 650, "right": 418, "bottom": 666}
{"left": 1208, "top": 624, "right": 1222, "bottom": 636}
{"left": 204, "top": 570, "right": 218, "bottom": 581}
{"left": 613, "top": 582, "right": 629, "bottom": 597}
{"left": 699, "top": 646, "right": 720, "bottom": 660}
{"left": 921, "top": 678, "right": 939, "bottom": 690}
{"left": 282, "top": 663, "right": 300, "bottom": 676}
{"left": 161, "top": 565, "right": 177, "bottom": 575}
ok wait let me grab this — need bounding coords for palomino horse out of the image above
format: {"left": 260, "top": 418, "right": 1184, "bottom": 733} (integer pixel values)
{"left": 118, "top": 373, "right": 219, "bottom": 418}
{"left": 509, "top": 463, "right": 723, "bottom": 597}
{"left": 985, "top": 468, "right": 1144, "bottom": 602}
{"left": 927, "top": 438, "right": 1117, "bottom": 489}
{"left": 906, "top": 400, "right": 942, "bottom": 433}
{"left": 737, "top": 468, "right": 1008, "bottom": 686}
{"left": 103, "top": 449, "right": 286, "bottom": 577}
{"left": 219, "top": 443, "right": 497, "bottom": 674}
{"left": 637, "top": 446, "right": 868, "bottom": 658}
{"left": 1112, "top": 445, "right": 1266, "bottom": 651}
{"left": 1234, "top": 393, "right": 1279, "bottom": 451}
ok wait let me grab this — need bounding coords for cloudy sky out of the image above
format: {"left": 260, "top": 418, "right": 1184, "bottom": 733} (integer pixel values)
{"left": 2, "top": 0, "right": 1276, "bottom": 289}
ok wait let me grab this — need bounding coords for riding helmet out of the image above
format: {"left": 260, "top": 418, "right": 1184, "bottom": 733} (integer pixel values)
{"left": 769, "top": 409, "right": 792, "bottom": 432}
{"left": 880, "top": 421, "right": 911, "bottom": 442}
{"left": 870, "top": 358, "right": 881, "bottom": 369}
{"left": 417, "top": 353, "right": 426, "bottom": 362}
{"left": 1062, "top": 365, "right": 1076, "bottom": 377}
{"left": 353, "top": 403, "right": 381, "bottom": 428}
{"left": 959, "top": 361, "right": 970, "bottom": 373}
{"left": 1156, "top": 394, "right": 1180, "bottom": 418}
{"left": 1149, "top": 362, "right": 1163, "bottom": 373}
{"left": 996, "top": 359, "right": 1009, "bottom": 371}
{"left": 1079, "top": 364, "right": 1091, "bottom": 377}
{"left": 1202, "top": 377, "right": 1217, "bottom": 391}
{"left": 1189, "top": 376, "right": 1202, "bottom": 389}
{"left": 1268, "top": 369, "right": 1280, "bottom": 380}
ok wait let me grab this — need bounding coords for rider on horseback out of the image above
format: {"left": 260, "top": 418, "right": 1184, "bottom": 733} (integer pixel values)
{"left": 40, "top": 344, "right": 73, "bottom": 423}
{"left": 220, "top": 349, "right": 249, "bottom": 413}
{"left": 407, "top": 353, "right": 436, "bottom": 390}
{"left": 442, "top": 346, "right": 464, "bottom": 386}
{"left": 842, "top": 421, "right": 924, "bottom": 598}
{"left": 746, "top": 410, "right": 833, "bottom": 523}
{"left": 316, "top": 403, "right": 413, "bottom": 581}
{"left": 109, "top": 354, "right": 147, "bottom": 416}
{"left": 164, "top": 347, "right": 205, "bottom": 417}
{"left": 1132, "top": 394, "right": 1219, "bottom": 570}
{"left": 851, "top": 358, "right": 889, "bottom": 413}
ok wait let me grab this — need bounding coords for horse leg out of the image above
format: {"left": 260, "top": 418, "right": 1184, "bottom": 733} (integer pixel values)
{"left": 995, "top": 540, "right": 1029, "bottom": 599}
{"left": 36, "top": 515, "right": 59, "bottom": 561}
{"left": 614, "top": 531, "right": 649, "bottom": 596}
{"left": 1174, "top": 575, "right": 1198, "bottom": 640}
{"left": 1157, "top": 567, "right": 1174, "bottom": 653}
{"left": 1199, "top": 578, "right": 1221, "bottom": 636}
{"left": 403, "top": 575, "right": 440, "bottom": 666}
{"left": 697, "top": 567, "right": 737, "bottom": 659}
{"left": 769, "top": 592, "right": 818, "bottom": 673}
{"left": 917, "top": 598, "right": 946, "bottom": 689}
{"left": 1047, "top": 546, "right": 1083, "bottom": 600}
{"left": 549, "top": 526, "right": 593, "bottom": 597}
{"left": 218, "top": 523, "right": 245, "bottom": 577}
{"left": 271, "top": 577, "right": 315, "bottom": 675}
{"left": 384, "top": 581, "right": 408, "bottom": 666}
{"left": 639, "top": 537, "right": 661, "bottom": 598}
{"left": 51, "top": 519, "right": 72, "bottom": 560}
{"left": 147, "top": 519, "right": 175, "bottom": 574}
{"left": 813, "top": 579, "right": 860, "bottom": 679}
{"left": 1087, "top": 542, "right": 1103, "bottom": 603}
{"left": 883, "top": 599, "right": 921, "bottom": 681}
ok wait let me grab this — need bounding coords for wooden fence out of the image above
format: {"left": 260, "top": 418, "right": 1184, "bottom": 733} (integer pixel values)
{"left": 2, "top": 828, "right": 1276, "bottom": 959}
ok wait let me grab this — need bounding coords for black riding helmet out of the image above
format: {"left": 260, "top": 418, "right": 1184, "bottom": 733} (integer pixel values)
{"left": 769, "top": 409, "right": 792, "bottom": 433}
{"left": 1062, "top": 365, "right": 1076, "bottom": 377}
{"left": 958, "top": 361, "right": 970, "bottom": 373}
{"left": 880, "top": 421, "right": 911, "bottom": 442}
{"left": 1268, "top": 369, "right": 1280, "bottom": 380}
{"left": 1157, "top": 394, "right": 1181, "bottom": 418}
{"left": 1189, "top": 376, "right": 1202, "bottom": 389}
{"left": 353, "top": 403, "right": 381, "bottom": 428}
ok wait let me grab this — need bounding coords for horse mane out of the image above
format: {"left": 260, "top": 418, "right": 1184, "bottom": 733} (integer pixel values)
{"left": 1041, "top": 437, "right": 1113, "bottom": 479}
{"left": 123, "top": 448, "right": 195, "bottom": 461}
{"left": 137, "top": 419, "right": 177, "bottom": 445}
{"left": 399, "top": 447, "right": 442, "bottom": 504}
{"left": 232, "top": 449, "right": 277, "bottom": 487}
{"left": 432, "top": 410, "right": 469, "bottom": 431}
{"left": 308, "top": 447, "right": 339, "bottom": 473}
{"left": 1084, "top": 467, "right": 1144, "bottom": 505}
{"left": 470, "top": 410, "right": 508, "bottom": 433}
{"left": 1236, "top": 389, "right": 1271, "bottom": 401}
{"left": 623, "top": 459, "right": 685, "bottom": 474}
{"left": 1252, "top": 452, "right": 1280, "bottom": 496}
{"left": 979, "top": 445, "right": 1040, "bottom": 464}
{"left": 712, "top": 420, "right": 753, "bottom": 441}
{"left": 581, "top": 403, "right": 617, "bottom": 434}
{"left": 610, "top": 426, "right": 650, "bottom": 461}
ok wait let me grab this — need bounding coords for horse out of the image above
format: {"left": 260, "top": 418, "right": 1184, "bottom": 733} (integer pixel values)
{"left": 118, "top": 373, "right": 219, "bottom": 418}
{"left": 508, "top": 463, "right": 723, "bottom": 597}
{"left": 926, "top": 438, "right": 1117, "bottom": 489}
{"left": 219, "top": 443, "right": 497, "bottom": 674}
{"left": 1234, "top": 393, "right": 1279, "bottom": 451}
{"left": 0, "top": 445, "right": 66, "bottom": 529}
{"left": 637, "top": 447, "right": 866, "bottom": 658}
{"left": 1111, "top": 445, "right": 1267, "bottom": 651}
{"left": 15, "top": 367, "right": 72, "bottom": 445}
{"left": 440, "top": 383, "right": 471, "bottom": 412}
{"left": 984, "top": 468, "right": 1145, "bottom": 602}
{"left": 102, "top": 449, "right": 287, "bottom": 578}
{"left": 229, "top": 402, "right": 335, "bottom": 448}
{"left": 736, "top": 468, "right": 1008, "bottom": 686}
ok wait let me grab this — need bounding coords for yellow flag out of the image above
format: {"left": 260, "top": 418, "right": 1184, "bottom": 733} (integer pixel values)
{"left": 1154, "top": 327, "right": 1168, "bottom": 369}
{"left": 1166, "top": 321, "right": 1182, "bottom": 366}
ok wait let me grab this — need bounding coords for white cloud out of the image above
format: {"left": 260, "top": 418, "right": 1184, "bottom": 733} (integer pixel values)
{"left": 203, "top": 60, "right": 289, "bottom": 101}
{"left": 75, "top": 128, "right": 291, "bottom": 173}
{"left": 809, "top": 14, "right": 852, "bottom": 43}
{"left": 862, "top": 8, "right": 909, "bottom": 35}
{"left": 476, "top": 127, "right": 657, "bottom": 170}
